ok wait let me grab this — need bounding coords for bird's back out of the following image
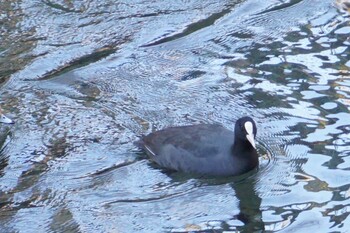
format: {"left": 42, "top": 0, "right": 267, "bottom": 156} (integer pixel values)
{"left": 139, "top": 124, "right": 256, "bottom": 176}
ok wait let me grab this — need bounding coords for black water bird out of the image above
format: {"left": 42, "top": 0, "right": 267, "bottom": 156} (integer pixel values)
{"left": 136, "top": 117, "right": 259, "bottom": 176}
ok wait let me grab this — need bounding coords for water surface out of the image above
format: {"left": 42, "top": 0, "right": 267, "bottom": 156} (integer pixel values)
{"left": 1, "top": 0, "right": 350, "bottom": 232}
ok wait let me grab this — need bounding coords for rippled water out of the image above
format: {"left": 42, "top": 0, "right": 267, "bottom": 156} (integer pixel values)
{"left": 1, "top": 0, "right": 350, "bottom": 232}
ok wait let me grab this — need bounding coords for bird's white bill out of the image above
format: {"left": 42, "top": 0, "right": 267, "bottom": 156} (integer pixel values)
{"left": 244, "top": 121, "right": 253, "bottom": 135}
{"left": 244, "top": 121, "right": 256, "bottom": 149}
{"left": 246, "top": 133, "right": 256, "bottom": 149}
{"left": 0, "top": 114, "right": 14, "bottom": 124}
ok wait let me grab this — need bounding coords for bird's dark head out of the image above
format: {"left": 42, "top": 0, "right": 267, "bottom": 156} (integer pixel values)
{"left": 234, "top": 116, "right": 257, "bottom": 149}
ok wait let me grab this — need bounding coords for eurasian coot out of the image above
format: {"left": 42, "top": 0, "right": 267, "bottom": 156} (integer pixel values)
{"left": 136, "top": 117, "right": 259, "bottom": 176}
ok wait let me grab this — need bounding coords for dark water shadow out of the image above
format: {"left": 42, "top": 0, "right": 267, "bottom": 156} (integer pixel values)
{"left": 197, "top": 170, "right": 265, "bottom": 232}
{"left": 141, "top": 0, "right": 245, "bottom": 47}
{"left": 257, "top": 0, "right": 304, "bottom": 15}
{"left": 0, "top": 125, "right": 12, "bottom": 178}
{"left": 232, "top": 175, "right": 264, "bottom": 232}
{"left": 165, "top": 169, "right": 265, "bottom": 232}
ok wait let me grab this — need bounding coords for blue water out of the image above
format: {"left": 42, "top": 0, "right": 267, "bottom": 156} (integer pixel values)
{"left": 1, "top": 0, "right": 350, "bottom": 232}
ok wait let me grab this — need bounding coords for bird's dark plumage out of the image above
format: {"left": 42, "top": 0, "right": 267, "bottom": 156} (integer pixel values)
{"left": 136, "top": 117, "right": 258, "bottom": 176}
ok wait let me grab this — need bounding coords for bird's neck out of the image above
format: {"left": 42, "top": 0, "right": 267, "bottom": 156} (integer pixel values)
{"left": 232, "top": 139, "right": 252, "bottom": 153}
{"left": 232, "top": 139, "right": 258, "bottom": 161}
